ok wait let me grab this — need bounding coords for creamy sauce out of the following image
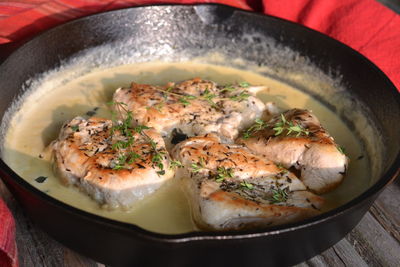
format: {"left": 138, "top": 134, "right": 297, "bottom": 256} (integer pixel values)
{"left": 2, "top": 62, "right": 370, "bottom": 234}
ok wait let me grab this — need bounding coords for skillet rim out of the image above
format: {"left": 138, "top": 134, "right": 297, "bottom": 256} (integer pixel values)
{"left": 0, "top": 3, "right": 399, "bottom": 243}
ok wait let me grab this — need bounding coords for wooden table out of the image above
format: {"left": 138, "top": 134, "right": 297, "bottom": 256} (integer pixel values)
{"left": 1, "top": 178, "right": 399, "bottom": 267}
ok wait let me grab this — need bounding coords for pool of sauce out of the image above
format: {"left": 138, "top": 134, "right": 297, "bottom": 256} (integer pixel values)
{"left": 2, "top": 62, "right": 370, "bottom": 234}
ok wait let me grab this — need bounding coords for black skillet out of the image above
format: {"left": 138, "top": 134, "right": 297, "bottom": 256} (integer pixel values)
{"left": 0, "top": 4, "right": 399, "bottom": 267}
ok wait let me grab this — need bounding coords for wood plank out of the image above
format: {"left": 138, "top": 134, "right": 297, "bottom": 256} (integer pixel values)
{"left": 371, "top": 181, "right": 400, "bottom": 243}
{"left": 346, "top": 212, "right": 400, "bottom": 267}
{"left": 300, "top": 238, "right": 367, "bottom": 267}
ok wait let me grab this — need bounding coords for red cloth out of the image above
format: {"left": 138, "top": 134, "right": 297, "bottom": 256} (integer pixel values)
{"left": 263, "top": 0, "right": 400, "bottom": 91}
{"left": 0, "top": 200, "right": 17, "bottom": 267}
{"left": 0, "top": 1, "right": 399, "bottom": 266}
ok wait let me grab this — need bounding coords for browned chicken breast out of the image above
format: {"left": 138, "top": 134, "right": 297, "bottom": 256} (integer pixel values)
{"left": 51, "top": 117, "right": 174, "bottom": 209}
{"left": 172, "top": 134, "right": 324, "bottom": 230}
{"left": 237, "top": 109, "right": 349, "bottom": 194}
{"left": 112, "top": 78, "right": 266, "bottom": 142}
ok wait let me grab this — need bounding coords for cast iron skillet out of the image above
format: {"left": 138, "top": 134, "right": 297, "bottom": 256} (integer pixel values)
{"left": 0, "top": 4, "right": 399, "bottom": 267}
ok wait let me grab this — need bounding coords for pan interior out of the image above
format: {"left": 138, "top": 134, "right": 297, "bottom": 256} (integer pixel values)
{"left": 0, "top": 6, "right": 387, "bottom": 234}
{"left": 0, "top": 58, "right": 379, "bottom": 234}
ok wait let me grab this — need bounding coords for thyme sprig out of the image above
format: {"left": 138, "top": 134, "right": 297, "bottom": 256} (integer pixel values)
{"left": 273, "top": 114, "right": 309, "bottom": 137}
{"left": 150, "top": 82, "right": 252, "bottom": 109}
{"left": 229, "top": 91, "right": 250, "bottom": 102}
{"left": 269, "top": 187, "right": 289, "bottom": 204}
{"left": 240, "top": 180, "right": 254, "bottom": 190}
{"left": 239, "top": 81, "right": 250, "bottom": 88}
{"left": 219, "top": 84, "right": 236, "bottom": 93}
{"left": 242, "top": 118, "right": 269, "bottom": 139}
{"left": 170, "top": 160, "right": 183, "bottom": 169}
{"left": 337, "top": 145, "right": 346, "bottom": 155}
{"left": 242, "top": 113, "right": 310, "bottom": 139}
{"left": 113, "top": 152, "right": 141, "bottom": 170}
{"left": 108, "top": 101, "right": 167, "bottom": 175}
{"left": 191, "top": 157, "right": 205, "bottom": 173}
{"left": 140, "top": 130, "right": 167, "bottom": 176}
{"left": 178, "top": 95, "right": 197, "bottom": 107}
{"left": 202, "top": 89, "right": 217, "bottom": 107}
{"left": 215, "top": 166, "right": 234, "bottom": 182}
{"left": 71, "top": 125, "right": 79, "bottom": 132}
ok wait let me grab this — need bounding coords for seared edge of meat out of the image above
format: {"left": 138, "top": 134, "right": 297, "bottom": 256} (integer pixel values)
{"left": 51, "top": 117, "right": 174, "bottom": 209}
{"left": 172, "top": 133, "right": 324, "bottom": 230}
{"left": 237, "top": 109, "right": 349, "bottom": 194}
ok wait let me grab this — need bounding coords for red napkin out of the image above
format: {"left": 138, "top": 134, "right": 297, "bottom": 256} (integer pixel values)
{"left": 0, "top": 1, "right": 399, "bottom": 266}
{"left": 263, "top": 0, "right": 400, "bottom": 91}
{"left": 0, "top": 200, "right": 17, "bottom": 267}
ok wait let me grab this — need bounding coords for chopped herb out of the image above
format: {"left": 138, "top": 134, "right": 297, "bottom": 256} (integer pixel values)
{"left": 337, "top": 146, "right": 346, "bottom": 155}
{"left": 35, "top": 176, "right": 47, "bottom": 183}
{"left": 152, "top": 150, "right": 166, "bottom": 175}
{"left": 215, "top": 166, "right": 234, "bottom": 182}
{"left": 273, "top": 114, "right": 309, "bottom": 137}
{"left": 191, "top": 158, "right": 205, "bottom": 173}
{"left": 243, "top": 118, "right": 268, "bottom": 139}
{"left": 113, "top": 151, "right": 141, "bottom": 170}
{"left": 240, "top": 180, "right": 254, "bottom": 189}
{"left": 127, "top": 152, "right": 141, "bottom": 164}
{"left": 108, "top": 100, "right": 166, "bottom": 175}
{"left": 170, "top": 160, "right": 183, "bottom": 169}
{"left": 71, "top": 125, "right": 79, "bottom": 132}
{"left": 153, "top": 82, "right": 253, "bottom": 108}
{"left": 113, "top": 154, "right": 128, "bottom": 170}
{"left": 230, "top": 91, "right": 250, "bottom": 102}
{"left": 220, "top": 85, "right": 236, "bottom": 93}
{"left": 178, "top": 95, "right": 197, "bottom": 107}
{"left": 191, "top": 163, "right": 202, "bottom": 173}
{"left": 134, "top": 125, "right": 150, "bottom": 134}
{"left": 202, "top": 89, "right": 217, "bottom": 107}
{"left": 239, "top": 81, "right": 250, "bottom": 88}
{"left": 112, "top": 137, "right": 135, "bottom": 150}
{"left": 269, "top": 187, "right": 289, "bottom": 204}
{"left": 276, "top": 163, "right": 288, "bottom": 174}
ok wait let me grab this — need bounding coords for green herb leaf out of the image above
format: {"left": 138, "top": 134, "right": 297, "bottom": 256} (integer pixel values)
{"left": 337, "top": 146, "right": 346, "bottom": 154}
{"left": 269, "top": 187, "right": 289, "bottom": 204}
{"left": 273, "top": 114, "right": 309, "bottom": 137}
{"left": 215, "top": 167, "right": 234, "bottom": 182}
{"left": 202, "top": 89, "right": 217, "bottom": 107}
{"left": 240, "top": 180, "right": 253, "bottom": 189}
{"left": 242, "top": 118, "right": 269, "bottom": 139}
{"left": 191, "top": 162, "right": 202, "bottom": 173}
{"left": 134, "top": 125, "right": 150, "bottom": 134}
{"left": 220, "top": 85, "right": 236, "bottom": 93}
{"left": 71, "top": 125, "right": 79, "bottom": 132}
{"left": 170, "top": 160, "right": 183, "bottom": 169}
{"left": 239, "top": 81, "right": 250, "bottom": 88}
{"left": 191, "top": 158, "right": 205, "bottom": 173}
{"left": 230, "top": 91, "right": 250, "bottom": 102}
{"left": 178, "top": 96, "right": 191, "bottom": 107}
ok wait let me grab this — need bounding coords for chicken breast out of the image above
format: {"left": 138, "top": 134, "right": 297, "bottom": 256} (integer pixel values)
{"left": 172, "top": 134, "right": 324, "bottom": 230}
{"left": 237, "top": 109, "right": 349, "bottom": 194}
{"left": 112, "top": 78, "right": 266, "bottom": 142}
{"left": 51, "top": 117, "right": 174, "bottom": 209}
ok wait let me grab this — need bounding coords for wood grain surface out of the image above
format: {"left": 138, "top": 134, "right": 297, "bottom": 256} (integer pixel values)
{"left": 1, "top": 178, "right": 399, "bottom": 267}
